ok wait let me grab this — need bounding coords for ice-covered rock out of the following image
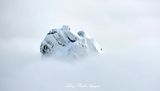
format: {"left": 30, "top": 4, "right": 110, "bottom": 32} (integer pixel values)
{"left": 40, "top": 25, "right": 102, "bottom": 58}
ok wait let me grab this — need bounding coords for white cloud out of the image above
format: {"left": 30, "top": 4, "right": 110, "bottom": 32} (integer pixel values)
{"left": 0, "top": 0, "right": 160, "bottom": 91}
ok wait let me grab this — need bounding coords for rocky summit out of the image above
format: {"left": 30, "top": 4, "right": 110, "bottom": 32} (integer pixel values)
{"left": 40, "top": 25, "right": 102, "bottom": 58}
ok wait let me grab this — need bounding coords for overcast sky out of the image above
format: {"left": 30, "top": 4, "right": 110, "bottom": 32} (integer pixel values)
{"left": 0, "top": 0, "right": 160, "bottom": 39}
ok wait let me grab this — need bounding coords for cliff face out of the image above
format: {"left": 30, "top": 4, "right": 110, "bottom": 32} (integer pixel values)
{"left": 40, "top": 25, "right": 102, "bottom": 58}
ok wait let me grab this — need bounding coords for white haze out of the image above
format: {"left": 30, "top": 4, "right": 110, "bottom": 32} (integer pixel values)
{"left": 0, "top": 0, "right": 160, "bottom": 91}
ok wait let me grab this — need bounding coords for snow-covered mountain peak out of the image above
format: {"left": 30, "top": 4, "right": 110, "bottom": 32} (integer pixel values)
{"left": 40, "top": 25, "right": 102, "bottom": 58}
